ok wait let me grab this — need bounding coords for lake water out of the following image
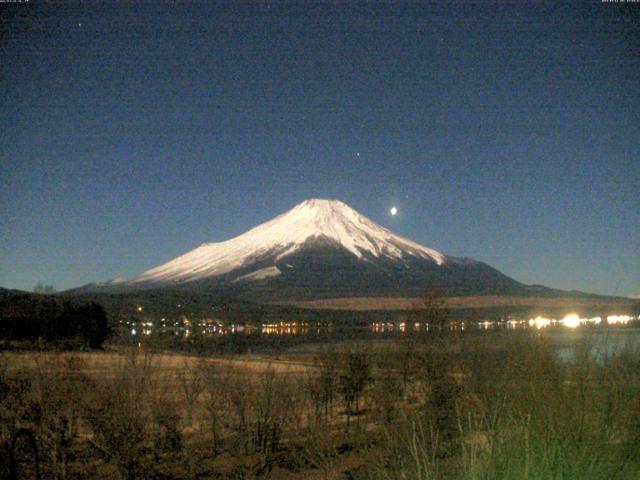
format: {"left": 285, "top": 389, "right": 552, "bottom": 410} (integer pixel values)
{"left": 550, "top": 327, "right": 640, "bottom": 363}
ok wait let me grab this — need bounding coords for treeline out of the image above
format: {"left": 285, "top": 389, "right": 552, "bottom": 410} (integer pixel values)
{"left": 0, "top": 290, "right": 109, "bottom": 349}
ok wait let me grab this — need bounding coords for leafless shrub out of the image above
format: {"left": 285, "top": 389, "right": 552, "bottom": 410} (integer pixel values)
{"left": 250, "top": 368, "right": 297, "bottom": 459}
{"left": 298, "top": 421, "right": 343, "bottom": 480}
{"left": 371, "top": 371, "right": 403, "bottom": 425}
{"left": 179, "top": 357, "right": 204, "bottom": 428}
{"left": 338, "top": 350, "right": 373, "bottom": 426}
{"left": 306, "top": 346, "right": 338, "bottom": 424}
{"left": 200, "top": 360, "right": 233, "bottom": 455}
{"left": 83, "top": 350, "right": 155, "bottom": 479}
{"left": 223, "top": 366, "right": 253, "bottom": 456}
{"left": 149, "top": 382, "right": 182, "bottom": 454}
{"left": 219, "top": 364, "right": 305, "bottom": 475}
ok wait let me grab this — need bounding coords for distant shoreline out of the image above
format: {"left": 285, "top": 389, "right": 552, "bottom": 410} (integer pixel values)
{"left": 272, "top": 295, "right": 636, "bottom": 311}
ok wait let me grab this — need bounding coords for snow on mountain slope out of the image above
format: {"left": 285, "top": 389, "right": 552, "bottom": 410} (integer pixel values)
{"left": 232, "top": 266, "right": 281, "bottom": 283}
{"left": 130, "top": 199, "right": 446, "bottom": 285}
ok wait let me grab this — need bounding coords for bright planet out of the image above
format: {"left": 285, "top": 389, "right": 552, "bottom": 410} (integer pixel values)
{"left": 390, "top": 207, "right": 398, "bottom": 216}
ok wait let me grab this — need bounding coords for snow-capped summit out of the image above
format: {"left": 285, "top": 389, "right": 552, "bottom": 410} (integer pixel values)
{"left": 130, "top": 199, "right": 445, "bottom": 286}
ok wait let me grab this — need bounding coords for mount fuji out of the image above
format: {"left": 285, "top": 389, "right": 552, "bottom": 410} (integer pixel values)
{"left": 80, "top": 199, "right": 550, "bottom": 300}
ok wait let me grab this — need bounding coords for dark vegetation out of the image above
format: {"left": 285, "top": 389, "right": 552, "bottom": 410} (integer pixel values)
{"left": 0, "top": 289, "right": 109, "bottom": 350}
{"left": 2, "top": 330, "right": 640, "bottom": 479}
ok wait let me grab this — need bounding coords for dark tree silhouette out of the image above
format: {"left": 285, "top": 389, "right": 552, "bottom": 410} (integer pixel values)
{"left": 82, "top": 302, "right": 110, "bottom": 349}
{"left": 411, "top": 286, "right": 450, "bottom": 334}
{"left": 339, "top": 352, "right": 372, "bottom": 416}
{"left": 0, "top": 293, "right": 110, "bottom": 349}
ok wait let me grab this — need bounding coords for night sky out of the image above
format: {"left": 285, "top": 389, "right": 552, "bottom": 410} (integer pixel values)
{"left": 1, "top": 1, "right": 638, "bottom": 296}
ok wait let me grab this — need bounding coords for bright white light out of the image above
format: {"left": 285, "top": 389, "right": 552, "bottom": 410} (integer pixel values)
{"left": 529, "top": 316, "right": 552, "bottom": 329}
{"left": 390, "top": 207, "right": 398, "bottom": 216}
{"left": 561, "top": 314, "right": 581, "bottom": 329}
{"left": 607, "top": 315, "right": 631, "bottom": 325}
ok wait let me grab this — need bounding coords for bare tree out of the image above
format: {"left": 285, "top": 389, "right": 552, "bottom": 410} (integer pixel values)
{"left": 224, "top": 368, "right": 252, "bottom": 455}
{"left": 84, "top": 351, "right": 155, "bottom": 479}
{"left": 179, "top": 358, "right": 204, "bottom": 428}
{"left": 410, "top": 288, "right": 463, "bottom": 457}
{"left": 372, "top": 370, "right": 403, "bottom": 425}
{"left": 200, "top": 361, "right": 232, "bottom": 455}
{"left": 339, "top": 351, "right": 373, "bottom": 430}
{"left": 411, "top": 287, "right": 450, "bottom": 334}
{"left": 149, "top": 382, "right": 181, "bottom": 453}
{"left": 308, "top": 346, "right": 338, "bottom": 423}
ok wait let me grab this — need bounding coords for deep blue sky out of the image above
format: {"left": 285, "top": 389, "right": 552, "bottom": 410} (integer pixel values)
{"left": 1, "top": 1, "right": 638, "bottom": 296}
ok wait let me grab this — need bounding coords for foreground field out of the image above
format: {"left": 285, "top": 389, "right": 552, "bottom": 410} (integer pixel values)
{"left": 2, "top": 331, "right": 640, "bottom": 479}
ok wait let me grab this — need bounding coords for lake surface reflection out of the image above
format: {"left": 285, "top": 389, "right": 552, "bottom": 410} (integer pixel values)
{"left": 126, "top": 314, "right": 639, "bottom": 345}
{"left": 370, "top": 314, "right": 638, "bottom": 334}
